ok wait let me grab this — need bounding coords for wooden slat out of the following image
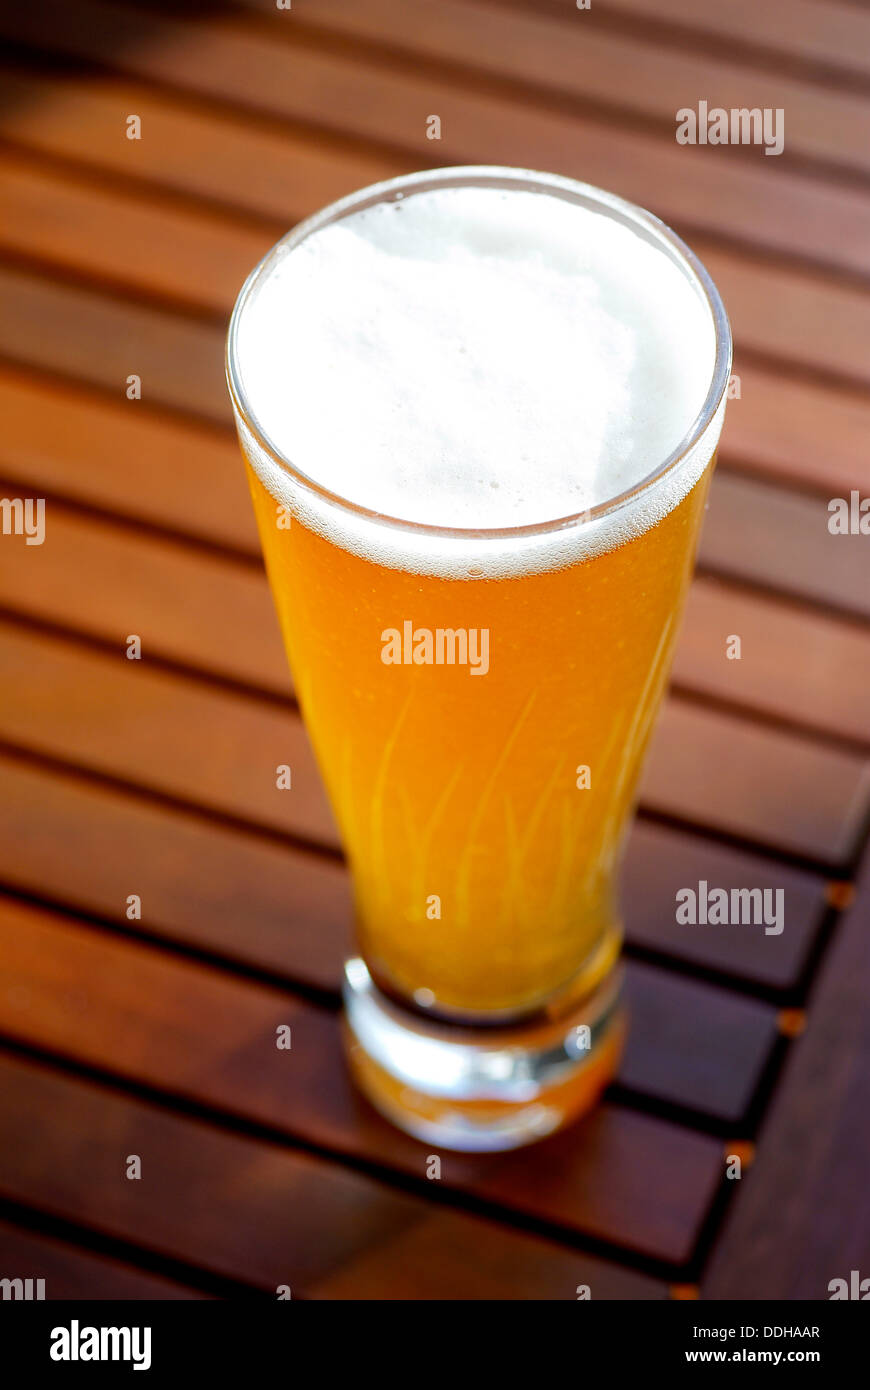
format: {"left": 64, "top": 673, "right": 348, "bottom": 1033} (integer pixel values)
{"left": 250, "top": 0, "right": 870, "bottom": 177}
{"left": 0, "top": 330, "right": 866, "bottom": 632}
{"left": 2, "top": 493, "right": 868, "bottom": 746}
{"left": 3, "top": 148, "right": 869, "bottom": 391}
{"left": 0, "top": 755, "right": 826, "bottom": 992}
{"left": 703, "top": 863, "right": 870, "bottom": 1298}
{"left": 0, "top": 63, "right": 408, "bottom": 225}
{"left": 714, "top": 366, "right": 870, "bottom": 499}
{"left": 602, "top": 0, "right": 870, "bottom": 83}
{"left": 5, "top": 171, "right": 861, "bottom": 428}
{"left": 2, "top": 359, "right": 868, "bottom": 586}
{"left": 0, "top": 1052, "right": 670, "bottom": 1296}
{"left": 624, "top": 822, "right": 824, "bottom": 991}
{"left": 2, "top": 297, "right": 869, "bottom": 600}
{"left": 622, "top": 963, "right": 777, "bottom": 1120}
{"left": 0, "top": 0, "right": 863, "bottom": 1301}
{"left": 0, "top": 368, "right": 255, "bottom": 553}
{"left": 0, "top": 500, "right": 290, "bottom": 696}
{"left": 702, "top": 472, "right": 870, "bottom": 622}
{"left": 0, "top": 901, "right": 723, "bottom": 1263}
{"left": 7, "top": 617, "right": 870, "bottom": 865}
{"left": 0, "top": 149, "right": 272, "bottom": 312}
{"left": 1, "top": 5, "right": 869, "bottom": 277}
{"left": 0, "top": 620, "right": 338, "bottom": 848}
{"left": 674, "top": 579, "right": 870, "bottom": 746}
{"left": 0, "top": 895, "right": 777, "bottom": 1126}
{"left": 642, "top": 701, "right": 869, "bottom": 867}
{"left": 0, "top": 1058, "right": 423, "bottom": 1296}
{"left": 0, "top": 162, "right": 867, "bottom": 521}
{"left": 0, "top": 264, "right": 225, "bottom": 423}
{"left": 708, "top": 256, "right": 870, "bottom": 390}
{"left": 309, "top": 1205, "right": 665, "bottom": 1299}
{"left": 0, "top": 1219, "right": 207, "bottom": 1299}
{"left": 0, "top": 754, "right": 350, "bottom": 992}
{"left": 0, "top": 619, "right": 866, "bottom": 864}
{"left": 306, "top": 1204, "right": 664, "bottom": 1299}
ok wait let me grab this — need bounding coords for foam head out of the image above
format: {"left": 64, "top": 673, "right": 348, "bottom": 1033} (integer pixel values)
{"left": 230, "top": 169, "right": 725, "bottom": 577}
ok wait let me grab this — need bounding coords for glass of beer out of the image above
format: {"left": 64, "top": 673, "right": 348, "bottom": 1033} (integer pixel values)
{"left": 226, "top": 167, "right": 731, "bottom": 1151}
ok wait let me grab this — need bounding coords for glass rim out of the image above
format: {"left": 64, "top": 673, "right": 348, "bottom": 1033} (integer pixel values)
{"left": 225, "top": 164, "right": 733, "bottom": 544}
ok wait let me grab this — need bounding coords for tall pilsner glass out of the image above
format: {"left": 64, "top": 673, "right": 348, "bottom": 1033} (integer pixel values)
{"left": 226, "top": 167, "right": 731, "bottom": 1150}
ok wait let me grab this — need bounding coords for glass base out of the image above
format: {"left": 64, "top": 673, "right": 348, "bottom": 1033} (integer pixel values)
{"left": 342, "top": 957, "right": 625, "bottom": 1152}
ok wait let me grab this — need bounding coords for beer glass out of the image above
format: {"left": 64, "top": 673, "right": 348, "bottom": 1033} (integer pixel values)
{"left": 226, "top": 167, "right": 731, "bottom": 1150}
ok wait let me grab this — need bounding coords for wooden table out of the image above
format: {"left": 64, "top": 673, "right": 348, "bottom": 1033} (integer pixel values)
{"left": 0, "top": 0, "right": 868, "bottom": 1300}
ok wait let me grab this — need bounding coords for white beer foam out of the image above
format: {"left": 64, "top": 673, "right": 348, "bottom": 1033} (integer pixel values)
{"left": 233, "top": 177, "right": 723, "bottom": 578}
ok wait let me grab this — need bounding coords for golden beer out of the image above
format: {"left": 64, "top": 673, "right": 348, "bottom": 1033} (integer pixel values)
{"left": 228, "top": 168, "right": 731, "bottom": 1149}
{"left": 246, "top": 461, "right": 711, "bottom": 1016}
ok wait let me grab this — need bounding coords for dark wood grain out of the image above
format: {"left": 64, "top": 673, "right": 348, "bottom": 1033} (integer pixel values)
{"left": 251, "top": 0, "right": 869, "bottom": 176}
{"left": 674, "top": 578, "right": 870, "bottom": 745}
{"left": 641, "top": 701, "right": 867, "bottom": 867}
{"left": 0, "top": 893, "right": 777, "bottom": 1128}
{"left": 0, "top": 1219, "right": 208, "bottom": 1299}
{"left": 1, "top": 619, "right": 866, "bottom": 863}
{"left": 0, "top": 62, "right": 408, "bottom": 225}
{"left": 0, "top": 148, "right": 271, "bottom": 312}
{"left": 0, "top": 755, "right": 826, "bottom": 992}
{"left": 0, "top": 619, "right": 339, "bottom": 849}
{"left": 622, "top": 964, "right": 778, "bottom": 1121}
{"left": 1, "top": 1, "right": 868, "bottom": 276}
{"left": 703, "top": 868, "right": 870, "bottom": 1298}
{"left": 600, "top": 0, "right": 870, "bottom": 81}
{"left": 0, "top": 1050, "right": 668, "bottom": 1296}
{"left": 623, "top": 822, "right": 825, "bottom": 991}
{"left": 0, "top": 1057, "right": 420, "bottom": 1295}
{"left": 0, "top": 366, "right": 254, "bottom": 552}
{"left": 0, "top": 899, "right": 724, "bottom": 1265}
{"left": 2, "top": 489, "right": 869, "bottom": 745}
{"left": 306, "top": 1205, "right": 667, "bottom": 1299}
{"left": 0, "top": 0, "right": 866, "bottom": 1301}
{"left": 0, "top": 753, "right": 350, "bottom": 991}
{"left": 0, "top": 497, "right": 291, "bottom": 696}
{"left": 714, "top": 366, "right": 870, "bottom": 499}
{"left": 1, "top": 359, "right": 868, "bottom": 622}
{"left": 4, "top": 250, "right": 867, "bottom": 495}
{"left": 702, "top": 472, "right": 870, "bottom": 622}
{"left": 1, "top": 123, "right": 869, "bottom": 391}
{"left": 0, "top": 264, "right": 226, "bottom": 424}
